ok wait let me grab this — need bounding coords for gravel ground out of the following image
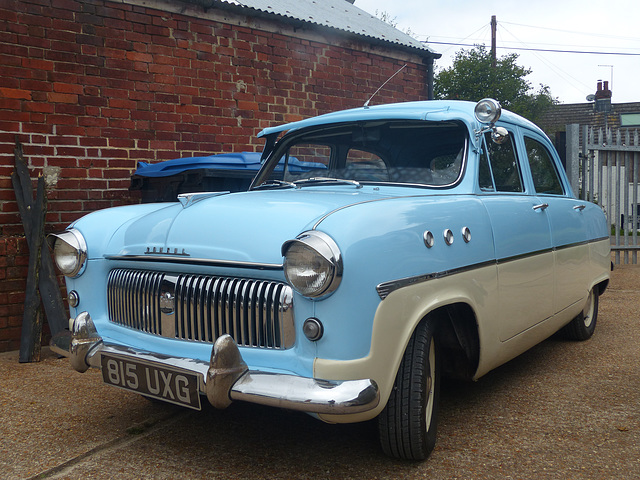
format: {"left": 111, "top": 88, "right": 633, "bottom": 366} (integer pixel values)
{"left": 1, "top": 264, "right": 639, "bottom": 479}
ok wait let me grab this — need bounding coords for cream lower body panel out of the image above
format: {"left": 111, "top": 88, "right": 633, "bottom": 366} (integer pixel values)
{"left": 554, "top": 240, "right": 609, "bottom": 313}
{"left": 314, "top": 264, "right": 499, "bottom": 424}
{"left": 476, "top": 239, "right": 610, "bottom": 377}
{"left": 314, "top": 239, "right": 610, "bottom": 424}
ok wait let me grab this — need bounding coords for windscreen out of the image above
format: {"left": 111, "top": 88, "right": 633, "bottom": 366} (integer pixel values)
{"left": 258, "top": 121, "right": 468, "bottom": 188}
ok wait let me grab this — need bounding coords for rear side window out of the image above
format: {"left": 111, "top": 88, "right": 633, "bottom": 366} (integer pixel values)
{"left": 480, "top": 131, "right": 523, "bottom": 192}
{"left": 524, "top": 137, "right": 564, "bottom": 195}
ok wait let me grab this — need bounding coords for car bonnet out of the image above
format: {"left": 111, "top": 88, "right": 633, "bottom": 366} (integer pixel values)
{"left": 106, "top": 188, "right": 394, "bottom": 266}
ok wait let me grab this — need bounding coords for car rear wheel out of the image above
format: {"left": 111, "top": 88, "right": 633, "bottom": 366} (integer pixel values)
{"left": 562, "top": 288, "right": 598, "bottom": 341}
{"left": 378, "top": 320, "right": 440, "bottom": 460}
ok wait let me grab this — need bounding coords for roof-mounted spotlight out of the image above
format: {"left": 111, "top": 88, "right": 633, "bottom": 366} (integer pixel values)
{"left": 474, "top": 98, "right": 509, "bottom": 145}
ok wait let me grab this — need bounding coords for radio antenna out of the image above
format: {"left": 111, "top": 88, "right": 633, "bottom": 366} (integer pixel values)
{"left": 363, "top": 64, "right": 407, "bottom": 108}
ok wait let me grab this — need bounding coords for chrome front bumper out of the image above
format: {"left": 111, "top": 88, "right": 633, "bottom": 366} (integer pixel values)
{"left": 50, "top": 312, "right": 379, "bottom": 415}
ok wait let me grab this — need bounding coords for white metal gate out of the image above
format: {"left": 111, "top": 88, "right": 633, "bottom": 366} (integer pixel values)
{"left": 566, "top": 124, "right": 640, "bottom": 265}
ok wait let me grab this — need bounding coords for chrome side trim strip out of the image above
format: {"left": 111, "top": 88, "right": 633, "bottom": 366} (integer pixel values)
{"left": 495, "top": 247, "right": 554, "bottom": 265}
{"left": 376, "top": 237, "right": 610, "bottom": 300}
{"left": 376, "top": 260, "right": 496, "bottom": 300}
{"left": 554, "top": 240, "right": 590, "bottom": 251}
{"left": 104, "top": 255, "right": 283, "bottom": 271}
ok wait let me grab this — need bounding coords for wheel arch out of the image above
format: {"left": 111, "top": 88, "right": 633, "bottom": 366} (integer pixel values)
{"left": 315, "top": 288, "right": 487, "bottom": 424}
{"left": 427, "top": 302, "right": 480, "bottom": 382}
{"left": 595, "top": 278, "right": 609, "bottom": 296}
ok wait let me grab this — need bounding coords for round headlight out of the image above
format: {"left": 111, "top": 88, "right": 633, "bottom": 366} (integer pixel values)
{"left": 474, "top": 98, "right": 502, "bottom": 124}
{"left": 282, "top": 231, "right": 342, "bottom": 299}
{"left": 48, "top": 229, "right": 87, "bottom": 277}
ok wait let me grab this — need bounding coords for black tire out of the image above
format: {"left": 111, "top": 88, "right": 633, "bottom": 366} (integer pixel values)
{"left": 378, "top": 320, "right": 440, "bottom": 461}
{"left": 562, "top": 288, "right": 599, "bottom": 341}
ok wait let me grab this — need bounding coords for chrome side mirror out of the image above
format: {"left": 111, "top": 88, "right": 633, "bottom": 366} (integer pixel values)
{"left": 491, "top": 126, "right": 509, "bottom": 144}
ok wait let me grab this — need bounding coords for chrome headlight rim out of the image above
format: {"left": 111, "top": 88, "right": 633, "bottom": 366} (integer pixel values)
{"left": 47, "top": 228, "right": 88, "bottom": 278}
{"left": 282, "top": 231, "right": 343, "bottom": 299}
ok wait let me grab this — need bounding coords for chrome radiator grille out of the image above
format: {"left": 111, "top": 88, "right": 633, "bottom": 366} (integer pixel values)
{"left": 107, "top": 269, "right": 295, "bottom": 349}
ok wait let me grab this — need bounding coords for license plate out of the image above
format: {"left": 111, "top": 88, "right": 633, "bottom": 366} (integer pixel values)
{"left": 101, "top": 354, "right": 201, "bottom": 410}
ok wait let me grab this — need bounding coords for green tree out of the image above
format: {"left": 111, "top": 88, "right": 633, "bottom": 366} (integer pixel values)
{"left": 434, "top": 45, "right": 557, "bottom": 123}
{"left": 375, "top": 10, "right": 417, "bottom": 38}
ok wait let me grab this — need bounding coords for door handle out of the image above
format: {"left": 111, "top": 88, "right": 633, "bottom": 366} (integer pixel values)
{"left": 573, "top": 204, "right": 586, "bottom": 211}
{"left": 533, "top": 203, "right": 549, "bottom": 211}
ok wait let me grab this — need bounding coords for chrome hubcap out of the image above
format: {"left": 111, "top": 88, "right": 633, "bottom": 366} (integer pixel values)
{"left": 583, "top": 290, "right": 595, "bottom": 328}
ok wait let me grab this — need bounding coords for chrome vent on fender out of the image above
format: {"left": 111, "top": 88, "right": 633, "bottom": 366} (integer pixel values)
{"left": 107, "top": 269, "right": 295, "bottom": 349}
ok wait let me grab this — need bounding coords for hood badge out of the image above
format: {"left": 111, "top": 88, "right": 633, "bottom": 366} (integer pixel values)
{"left": 145, "top": 247, "right": 190, "bottom": 257}
{"left": 159, "top": 278, "right": 176, "bottom": 315}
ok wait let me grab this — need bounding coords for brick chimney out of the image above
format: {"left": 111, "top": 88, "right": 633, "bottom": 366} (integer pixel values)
{"left": 594, "top": 80, "right": 612, "bottom": 112}
{"left": 595, "top": 80, "right": 612, "bottom": 100}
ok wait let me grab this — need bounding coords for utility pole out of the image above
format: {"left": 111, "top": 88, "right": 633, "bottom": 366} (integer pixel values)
{"left": 491, "top": 15, "right": 497, "bottom": 68}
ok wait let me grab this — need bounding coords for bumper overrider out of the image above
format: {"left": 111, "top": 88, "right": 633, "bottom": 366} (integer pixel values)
{"left": 50, "top": 312, "right": 380, "bottom": 414}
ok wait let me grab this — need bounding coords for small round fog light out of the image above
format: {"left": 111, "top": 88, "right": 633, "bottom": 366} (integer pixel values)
{"left": 303, "top": 318, "right": 324, "bottom": 341}
{"left": 68, "top": 290, "right": 80, "bottom": 308}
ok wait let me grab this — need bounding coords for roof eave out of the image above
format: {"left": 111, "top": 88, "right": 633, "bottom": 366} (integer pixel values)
{"left": 179, "top": 0, "right": 441, "bottom": 60}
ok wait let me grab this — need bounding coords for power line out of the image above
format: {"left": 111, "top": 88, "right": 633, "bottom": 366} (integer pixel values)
{"left": 498, "top": 23, "right": 593, "bottom": 97}
{"left": 431, "top": 23, "right": 489, "bottom": 56}
{"left": 499, "top": 21, "right": 640, "bottom": 43}
{"left": 422, "top": 41, "right": 640, "bottom": 56}
{"left": 424, "top": 35, "right": 640, "bottom": 52}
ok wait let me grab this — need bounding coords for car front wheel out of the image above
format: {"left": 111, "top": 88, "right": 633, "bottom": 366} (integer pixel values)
{"left": 378, "top": 320, "right": 440, "bottom": 460}
{"left": 562, "top": 288, "right": 599, "bottom": 341}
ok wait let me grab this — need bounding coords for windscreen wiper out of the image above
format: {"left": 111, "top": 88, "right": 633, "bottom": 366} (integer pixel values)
{"left": 293, "top": 177, "right": 362, "bottom": 189}
{"left": 252, "top": 179, "right": 297, "bottom": 190}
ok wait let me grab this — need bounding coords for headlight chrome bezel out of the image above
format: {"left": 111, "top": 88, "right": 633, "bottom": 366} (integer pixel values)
{"left": 48, "top": 229, "right": 88, "bottom": 278}
{"left": 282, "top": 231, "right": 343, "bottom": 299}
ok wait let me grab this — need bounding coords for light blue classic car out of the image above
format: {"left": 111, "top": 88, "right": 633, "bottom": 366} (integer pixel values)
{"left": 49, "top": 99, "right": 611, "bottom": 460}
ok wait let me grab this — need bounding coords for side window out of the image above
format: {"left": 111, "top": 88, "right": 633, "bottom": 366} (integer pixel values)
{"left": 524, "top": 137, "right": 564, "bottom": 195}
{"left": 482, "top": 131, "right": 523, "bottom": 192}
{"left": 478, "top": 148, "right": 495, "bottom": 191}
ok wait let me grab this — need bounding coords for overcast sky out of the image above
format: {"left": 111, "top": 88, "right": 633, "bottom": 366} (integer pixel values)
{"left": 354, "top": 0, "right": 640, "bottom": 105}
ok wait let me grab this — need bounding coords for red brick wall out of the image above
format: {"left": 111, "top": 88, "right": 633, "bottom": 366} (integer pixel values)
{"left": 0, "top": 0, "right": 430, "bottom": 351}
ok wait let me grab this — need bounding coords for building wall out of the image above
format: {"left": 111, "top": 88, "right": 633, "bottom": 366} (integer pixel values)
{"left": 0, "top": 0, "right": 430, "bottom": 351}
{"left": 541, "top": 101, "right": 640, "bottom": 136}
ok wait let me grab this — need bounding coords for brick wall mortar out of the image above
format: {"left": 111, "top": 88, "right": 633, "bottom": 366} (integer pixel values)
{"left": 0, "top": 0, "right": 431, "bottom": 351}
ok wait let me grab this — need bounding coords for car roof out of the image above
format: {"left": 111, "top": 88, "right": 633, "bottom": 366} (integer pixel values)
{"left": 257, "top": 100, "right": 541, "bottom": 138}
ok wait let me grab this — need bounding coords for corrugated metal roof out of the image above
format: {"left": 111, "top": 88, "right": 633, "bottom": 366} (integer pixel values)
{"left": 208, "top": 0, "right": 438, "bottom": 56}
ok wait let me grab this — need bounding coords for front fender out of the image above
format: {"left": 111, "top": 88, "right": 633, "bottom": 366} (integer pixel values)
{"left": 314, "top": 262, "right": 498, "bottom": 423}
